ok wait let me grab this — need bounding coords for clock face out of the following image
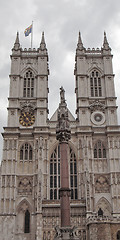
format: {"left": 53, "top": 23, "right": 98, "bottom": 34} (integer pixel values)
{"left": 19, "top": 112, "right": 35, "bottom": 126}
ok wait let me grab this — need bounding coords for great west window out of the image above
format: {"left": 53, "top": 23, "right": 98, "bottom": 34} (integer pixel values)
{"left": 50, "top": 145, "right": 78, "bottom": 200}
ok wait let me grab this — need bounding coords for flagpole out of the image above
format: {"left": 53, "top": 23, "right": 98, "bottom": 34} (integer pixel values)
{"left": 31, "top": 21, "right": 33, "bottom": 49}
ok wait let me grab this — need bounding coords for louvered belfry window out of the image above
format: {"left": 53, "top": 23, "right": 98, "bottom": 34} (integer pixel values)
{"left": 90, "top": 70, "right": 102, "bottom": 97}
{"left": 23, "top": 70, "right": 34, "bottom": 97}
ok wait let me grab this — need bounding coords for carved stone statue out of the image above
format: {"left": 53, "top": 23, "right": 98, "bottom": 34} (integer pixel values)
{"left": 60, "top": 86, "right": 65, "bottom": 104}
{"left": 56, "top": 87, "right": 71, "bottom": 143}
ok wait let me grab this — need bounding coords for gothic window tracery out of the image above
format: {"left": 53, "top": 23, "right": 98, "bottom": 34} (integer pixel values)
{"left": 20, "top": 143, "right": 33, "bottom": 161}
{"left": 90, "top": 70, "right": 102, "bottom": 97}
{"left": 50, "top": 145, "right": 78, "bottom": 200}
{"left": 23, "top": 70, "right": 34, "bottom": 98}
{"left": 94, "top": 141, "right": 106, "bottom": 158}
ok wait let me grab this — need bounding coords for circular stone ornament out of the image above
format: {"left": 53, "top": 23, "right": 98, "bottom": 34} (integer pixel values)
{"left": 91, "top": 111, "right": 105, "bottom": 125}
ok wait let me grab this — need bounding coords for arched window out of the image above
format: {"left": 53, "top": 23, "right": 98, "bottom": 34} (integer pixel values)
{"left": 20, "top": 143, "right": 33, "bottom": 161}
{"left": 50, "top": 145, "right": 60, "bottom": 200}
{"left": 94, "top": 141, "right": 106, "bottom": 158}
{"left": 23, "top": 70, "right": 34, "bottom": 97}
{"left": 70, "top": 148, "right": 78, "bottom": 199}
{"left": 24, "top": 209, "right": 30, "bottom": 233}
{"left": 50, "top": 145, "right": 78, "bottom": 200}
{"left": 90, "top": 70, "right": 102, "bottom": 97}
{"left": 117, "top": 231, "right": 120, "bottom": 240}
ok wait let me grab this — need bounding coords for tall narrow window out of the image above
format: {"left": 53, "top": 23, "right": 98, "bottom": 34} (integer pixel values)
{"left": 50, "top": 145, "right": 60, "bottom": 200}
{"left": 70, "top": 148, "right": 78, "bottom": 199}
{"left": 23, "top": 70, "right": 34, "bottom": 97}
{"left": 117, "top": 231, "right": 120, "bottom": 240}
{"left": 24, "top": 210, "right": 30, "bottom": 233}
{"left": 20, "top": 143, "right": 33, "bottom": 161}
{"left": 94, "top": 141, "right": 106, "bottom": 158}
{"left": 50, "top": 145, "right": 78, "bottom": 200}
{"left": 90, "top": 70, "right": 102, "bottom": 97}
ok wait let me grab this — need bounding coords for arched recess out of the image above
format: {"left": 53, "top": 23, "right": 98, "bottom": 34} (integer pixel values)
{"left": 117, "top": 230, "right": 120, "bottom": 240}
{"left": 96, "top": 197, "right": 112, "bottom": 216}
{"left": 20, "top": 66, "right": 38, "bottom": 78}
{"left": 16, "top": 199, "right": 32, "bottom": 234}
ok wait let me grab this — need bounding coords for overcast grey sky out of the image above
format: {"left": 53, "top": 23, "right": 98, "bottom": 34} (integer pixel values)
{"left": 1, "top": 0, "right": 120, "bottom": 159}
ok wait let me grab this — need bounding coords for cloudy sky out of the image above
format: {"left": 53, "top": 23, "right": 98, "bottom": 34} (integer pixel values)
{"left": 0, "top": 0, "right": 120, "bottom": 159}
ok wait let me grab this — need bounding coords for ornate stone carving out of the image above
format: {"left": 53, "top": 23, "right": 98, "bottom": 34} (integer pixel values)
{"left": 56, "top": 87, "right": 71, "bottom": 143}
{"left": 96, "top": 197, "right": 112, "bottom": 216}
{"left": 20, "top": 100, "right": 36, "bottom": 113}
{"left": 54, "top": 226, "right": 80, "bottom": 239}
{"left": 89, "top": 100, "right": 105, "bottom": 113}
{"left": 95, "top": 175, "right": 110, "bottom": 193}
{"left": 18, "top": 177, "right": 32, "bottom": 195}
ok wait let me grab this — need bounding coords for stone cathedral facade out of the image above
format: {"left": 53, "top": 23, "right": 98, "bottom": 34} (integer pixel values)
{"left": 0, "top": 31, "right": 120, "bottom": 240}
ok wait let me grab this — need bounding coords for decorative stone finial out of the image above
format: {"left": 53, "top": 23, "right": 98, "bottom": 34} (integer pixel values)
{"left": 38, "top": 31, "right": 48, "bottom": 56}
{"left": 39, "top": 31, "right": 47, "bottom": 51}
{"left": 56, "top": 87, "right": 71, "bottom": 143}
{"left": 13, "top": 32, "right": 20, "bottom": 50}
{"left": 103, "top": 31, "right": 111, "bottom": 51}
{"left": 77, "top": 31, "right": 84, "bottom": 49}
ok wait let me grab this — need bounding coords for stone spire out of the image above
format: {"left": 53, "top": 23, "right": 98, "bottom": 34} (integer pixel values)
{"left": 77, "top": 32, "right": 84, "bottom": 50}
{"left": 76, "top": 31, "right": 85, "bottom": 54}
{"left": 102, "top": 31, "right": 111, "bottom": 52}
{"left": 12, "top": 32, "right": 20, "bottom": 51}
{"left": 39, "top": 32, "right": 48, "bottom": 55}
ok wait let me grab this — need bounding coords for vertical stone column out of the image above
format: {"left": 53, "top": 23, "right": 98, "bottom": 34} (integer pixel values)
{"left": 60, "top": 142, "right": 71, "bottom": 227}
{"left": 55, "top": 87, "right": 80, "bottom": 239}
{"left": 56, "top": 87, "right": 71, "bottom": 228}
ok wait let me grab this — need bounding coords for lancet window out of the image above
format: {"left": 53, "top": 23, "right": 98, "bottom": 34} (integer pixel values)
{"left": 24, "top": 210, "right": 30, "bottom": 233}
{"left": 90, "top": 70, "right": 102, "bottom": 97}
{"left": 23, "top": 70, "right": 34, "bottom": 97}
{"left": 50, "top": 145, "right": 78, "bottom": 200}
{"left": 20, "top": 143, "right": 33, "bottom": 161}
{"left": 94, "top": 141, "right": 106, "bottom": 159}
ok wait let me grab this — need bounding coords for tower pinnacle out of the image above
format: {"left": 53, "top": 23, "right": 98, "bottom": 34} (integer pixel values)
{"left": 103, "top": 31, "right": 111, "bottom": 51}
{"left": 76, "top": 31, "right": 84, "bottom": 51}
{"left": 13, "top": 32, "right": 20, "bottom": 50}
{"left": 39, "top": 31, "right": 48, "bottom": 55}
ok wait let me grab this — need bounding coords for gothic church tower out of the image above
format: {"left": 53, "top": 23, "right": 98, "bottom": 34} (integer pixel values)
{"left": 0, "top": 32, "right": 120, "bottom": 240}
{"left": 0, "top": 32, "right": 49, "bottom": 240}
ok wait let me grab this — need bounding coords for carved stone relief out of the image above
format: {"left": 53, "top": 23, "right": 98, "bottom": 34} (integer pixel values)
{"left": 18, "top": 177, "right": 33, "bottom": 195}
{"left": 95, "top": 175, "right": 110, "bottom": 193}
